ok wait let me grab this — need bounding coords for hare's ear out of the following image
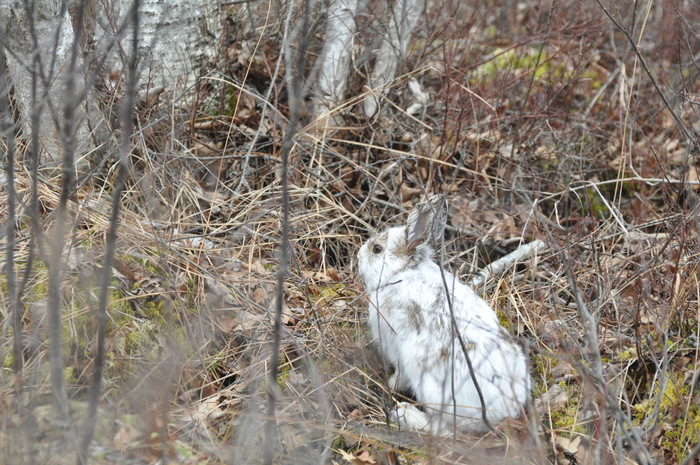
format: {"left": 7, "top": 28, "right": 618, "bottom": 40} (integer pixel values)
{"left": 405, "top": 195, "right": 447, "bottom": 254}
{"left": 430, "top": 195, "right": 448, "bottom": 242}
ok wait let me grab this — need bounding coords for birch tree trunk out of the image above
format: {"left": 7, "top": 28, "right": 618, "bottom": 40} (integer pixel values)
{"left": 315, "top": 0, "right": 359, "bottom": 128}
{"left": 0, "top": 0, "right": 220, "bottom": 169}
{"left": 93, "top": 0, "right": 220, "bottom": 90}
{"left": 314, "top": 0, "right": 423, "bottom": 122}
{"left": 0, "top": 0, "right": 92, "bottom": 167}
{"left": 363, "top": 0, "right": 421, "bottom": 117}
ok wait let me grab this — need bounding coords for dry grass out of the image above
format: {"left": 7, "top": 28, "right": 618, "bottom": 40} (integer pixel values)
{"left": 2, "top": 0, "right": 700, "bottom": 464}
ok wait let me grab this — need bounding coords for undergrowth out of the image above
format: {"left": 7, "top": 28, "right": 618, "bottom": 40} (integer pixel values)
{"left": 1, "top": 0, "right": 700, "bottom": 464}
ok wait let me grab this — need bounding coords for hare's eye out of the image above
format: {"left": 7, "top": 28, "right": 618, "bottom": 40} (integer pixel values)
{"left": 372, "top": 244, "right": 383, "bottom": 254}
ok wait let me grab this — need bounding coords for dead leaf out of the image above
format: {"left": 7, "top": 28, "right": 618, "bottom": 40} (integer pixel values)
{"left": 399, "top": 184, "right": 423, "bottom": 201}
{"left": 535, "top": 383, "right": 570, "bottom": 414}
{"left": 554, "top": 435, "right": 581, "bottom": 455}
{"left": 193, "top": 139, "right": 219, "bottom": 157}
{"left": 356, "top": 450, "right": 377, "bottom": 464}
{"left": 113, "top": 258, "right": 136, "bottom": 281}
{"left": 534, "top": 145, "right": 557, "bottom": 161}
{"left": 281, "top": 312, "right": 295, "bottom": 326}
{"left": 283, "top": 305, "right": 307, "bottom": 325}
{"left": 136, "top": 86, "right": 165, "bottom": 110}
{"left": 551, "top": 362, "right": 575, "bottom": 381}
{"left": 250, "top": 287, "right": 268, "bottom": 306}
{"left": 286, "top": 371, "right": 306, "bottom": 386}
{"left": 337, "top": 449, "right": 377, "bottom": 465}
{"left": 670, "top": 148, "right": 687, "bottom": 164}
{"left": 235, "top": 107, "right": 255, "bottom": 122}
{"left": 451, "top": 197, "right": 500, "bottom": 231}
{"left": 347, "top": 409, "right": 362, "bottom": 421}
{"left": 301, "top": 269, "right": 336, "bottom": 283}
{"left": 340, "top": 433, "right": 360, "bottom": 449}
{"left": 236, "top": 40, "right": 253, "bottom": 65}
{"left": 244, "top": 260, "right": 267, "bottom": 275}
{"left": 193, "top": 120, "right": 219, "bottom": 131}
{"left": 327, "top": 267, "right": 343, "bottom": 281}
{"left": 498, "top": 143, "right": 515, "bottom": 158}
{"left": 236, "top": 312, "right": 260, "bottom": 332}
{"left": 114, "top": 422, "right": 141, "bottom": 450}
{"left": 466, "top": 129, "right": 501, "bottom": 143}
{"left": 216, "top": 314, "right": 238, "bottom": 333}
{"left": 663, "top": 138, "right": 680, "bottom": 155}
{"left": 280, "top": 422, "right": 309, "bottom": 451}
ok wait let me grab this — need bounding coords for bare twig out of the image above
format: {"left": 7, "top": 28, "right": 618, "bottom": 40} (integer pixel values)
{"left": 680, "top": 440, "right": 700, "bottom": 465}
{"left": 45, "top": 0, "right": 78, "bottom": 418}
{"left": 595, "top": 0, "right": 697, "bottom": 148}
{"left": 0, "top": 20, "right": 21, "bottom": 402}
{"left": 509, "top": 0, "right": 558, "bottom": 160}
{"left": 263, "top": 0, "right": 312, "bottom": 463}
{"left": 431, "top": 196, "right": 495, "bottom": 434}
{"left": 78, "top": 1, "right": 141, "bottom": 462}
{"left": 234, "top": 0, "right": 293, "bottom": 194}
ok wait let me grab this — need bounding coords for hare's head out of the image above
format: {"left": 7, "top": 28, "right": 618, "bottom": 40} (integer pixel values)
{"left": 358, "top": 196, "right": 447, "bottom": 293}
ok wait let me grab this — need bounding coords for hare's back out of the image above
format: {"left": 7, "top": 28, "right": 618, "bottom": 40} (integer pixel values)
{"left": 393, "top": 262, "right": 500, "bottom": 330}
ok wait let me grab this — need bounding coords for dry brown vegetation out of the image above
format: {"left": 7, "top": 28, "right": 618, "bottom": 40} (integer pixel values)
{"left": 2, "top": 0, "right": 700, "bottom": 464}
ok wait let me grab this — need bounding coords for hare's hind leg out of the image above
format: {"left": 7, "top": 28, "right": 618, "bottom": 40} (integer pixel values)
{"left": 390, "top": 402, "right": 430, "bottom": 432}
{"left": 390, "top": 402, "right": 453, "bottom": 435}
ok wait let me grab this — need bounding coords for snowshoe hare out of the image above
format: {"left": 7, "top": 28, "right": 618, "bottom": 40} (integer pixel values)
{"left": 358, "top": 197, "right": 530, "bottom": 435}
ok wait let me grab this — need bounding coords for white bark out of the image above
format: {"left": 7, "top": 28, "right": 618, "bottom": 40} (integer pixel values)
{"left": 315, "top": 0, "right": 359, "bottom": 128}
{"left": 405, "top": 77, "right": 427, "bottom": 115}
{"left": 0, "top": 0, "right": 92, "bottom": 166}
{"left": 1, "top": 0, "right": 220, "bottom": 168}
{"left": 363, "top": 0, "right": 421, "bottom": 117}
{"left": 93, "top": 0, "right": 220, "bottom": 91}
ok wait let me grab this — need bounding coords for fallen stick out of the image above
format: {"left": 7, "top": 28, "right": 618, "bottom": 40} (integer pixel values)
{"left": 469, "top": 239, "right": 547, "bottom": 288}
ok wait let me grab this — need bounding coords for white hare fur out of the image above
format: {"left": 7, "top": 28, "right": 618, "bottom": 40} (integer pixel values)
{"left": 358, "top": 197, "right": 530, "bottom": 435}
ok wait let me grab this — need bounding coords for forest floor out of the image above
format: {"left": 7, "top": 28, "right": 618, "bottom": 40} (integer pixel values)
{"left": 2, "top": 1, "right": 700, "bottom": 464}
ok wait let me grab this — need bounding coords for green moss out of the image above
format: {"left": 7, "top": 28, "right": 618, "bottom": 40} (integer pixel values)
{"left": 661, "top": 407, "right": 700, "bottom": 462}
{"left": 224, "top": 87, "right": 237, "bottom": 117}
{"left": 121, "top": 413, "right": 146, "bottom": 430}
{"left": 108, "top": 287, "right": 133, "bottom": 318}
{"left": 144, "top": 300, "right": 165, "bottom": 322}
{"left": 496, "top": 309, "right": 514, "bottom": 331}
{"left": 115, "top": 320, "right": 158, "bottom": 359}
{"left": 332, "top": 436, "right": 346, "bottom": 452}
{"left": 579, "top": 68, "right": 603, "bottom": 90}
{"left": 634, "top": 373, "right": 687, "bottom": 425}
{"left": 474, "top": 47, "right": 565, "bottom": 83}
{"left": 485, "top": 25, "right": 498, "bottom": 39}
{"left": 549, "top": 383, "right": 587, "bottom": 436}
{"left": 174, "top": 442, "right": 194, "bottom": 459}
{"left": 123, "top": 254, "right": 162, "bottom": 275}
{"left": 532, "top": 354, "right": 558, "bottom": 395}
{"left": 64, "top": 366, "right": 78, "bottom": 384}
{"left": 617, "top": 347, "right": 638, "bottom": 362}
{"left": 277, "top": 364, "right": 291, "bottom": 389}
{"left": 579, "top": 188, "right": 609, "bottom": 219}
{"left": 24, "top": 266, "right": 49, "bottom": 303}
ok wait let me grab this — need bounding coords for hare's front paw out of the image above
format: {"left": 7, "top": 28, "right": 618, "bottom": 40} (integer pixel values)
{"left": 388, "top": 372, "right": 410, "bottom": 392}
{"left": 388, "top": 372, "right": 398, "bottom": 390}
